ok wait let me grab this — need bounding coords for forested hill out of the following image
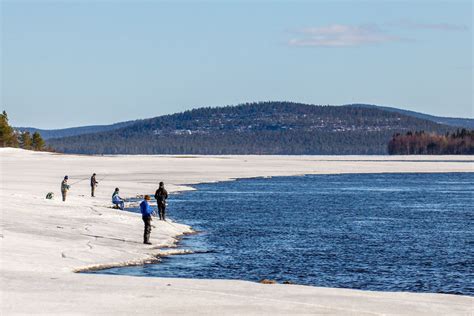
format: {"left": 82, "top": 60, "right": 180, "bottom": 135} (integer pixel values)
{"left": 17, "top": 120, "right": 138, "bottom": 140}
{"left": 47, "top": 102, "right": 457, "bottom": 155}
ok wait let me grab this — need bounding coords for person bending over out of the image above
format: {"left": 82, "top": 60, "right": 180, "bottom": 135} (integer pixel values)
{"left": 112, "top": 188, "right": 125, "bottom": 210}
{"left": 140, "top": 195, "right": 154, "bottom": 244}
{"left": 155, "top": 182, "right": 168, "bottom": 221}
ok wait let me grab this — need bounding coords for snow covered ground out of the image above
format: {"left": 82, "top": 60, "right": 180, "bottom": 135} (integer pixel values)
{"left": 1, "top": 148, "right": 473, "bottom": 315}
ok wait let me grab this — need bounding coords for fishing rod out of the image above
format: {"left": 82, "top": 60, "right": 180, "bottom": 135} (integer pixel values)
{"left": 71, "top": 173, "right": 107, "bottom": 187}
{"left": 69, "top": 177, "right": 90, "bottom": 186}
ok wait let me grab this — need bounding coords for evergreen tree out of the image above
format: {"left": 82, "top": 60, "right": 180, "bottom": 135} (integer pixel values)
{"left": 31, "top": 132, "right": 45, "bottom": 151}
{"left": 0, "top": 111, "right": 18, "bottom": 147}
{"left": 19, "top": 131, "right": 33, "bottom": 150}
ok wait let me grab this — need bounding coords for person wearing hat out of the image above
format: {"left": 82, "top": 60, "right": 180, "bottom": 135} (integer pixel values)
{"left": 140, "top": 195, "right": 154, "bottom": 244}
{"left": 61, "top": 176, "right": 70, "bottom": 202}
{"left": 155, "top": 181, "right": 168, "bottom": 221}
{"left": 90, "top": 173, "right": 98, "bottom": 197}
{"left": 112, "top": 188, "right": 125, "bottom": 210}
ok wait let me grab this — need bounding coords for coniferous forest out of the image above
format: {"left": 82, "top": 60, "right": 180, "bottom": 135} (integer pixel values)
{"left": 388, "top": 129, "right": 474, "bottom": 155}
{"left": 0, "top": 111, "right": 48, "bottom": 151}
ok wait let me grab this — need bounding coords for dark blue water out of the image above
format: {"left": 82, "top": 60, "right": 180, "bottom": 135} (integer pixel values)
{"left": 93, "top": 173, "right": 474, "bottom": 295}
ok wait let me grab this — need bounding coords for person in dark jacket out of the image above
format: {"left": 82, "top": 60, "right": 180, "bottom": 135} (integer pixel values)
{"left": 140, "top": 195, "right": 154, "bottom": 244}
{"left": 155, "top": 182, "right": 168, "bottom": 221}
{"left": 61, "top": 176, "right": 70, "bottom": 202}
{"left": 90, "top": 173, "right": 98, "bottom": 197}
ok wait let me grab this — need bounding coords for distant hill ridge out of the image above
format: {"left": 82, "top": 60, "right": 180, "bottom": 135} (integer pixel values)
{"left": 46, "top": 102, "right": 464, "bottom": 155}
{"left": 16, "top": 120, "right": 139, "bottom": 140}
{"left": 349, "top": 104, "right": 474, "bottom": 129}
{"left": 16, "top": 103, "right": 473, "bottom": 140}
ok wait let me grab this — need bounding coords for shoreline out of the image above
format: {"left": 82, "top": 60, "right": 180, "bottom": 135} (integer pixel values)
{"left": 75, "top": 230, "right": 200, "bottom": 273}
{"left": 101, "top": 173, "right": 474, "bottom": 296}
{"left": 1, "top": 148, "right": 473, "bottom": 315}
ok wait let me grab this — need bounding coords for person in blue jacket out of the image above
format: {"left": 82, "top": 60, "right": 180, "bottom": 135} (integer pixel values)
{"left": 112, "top": 188, "right": 125, "bottom": 210}
{"left": 140, "top": 195, "right": 154, "bottom": 244}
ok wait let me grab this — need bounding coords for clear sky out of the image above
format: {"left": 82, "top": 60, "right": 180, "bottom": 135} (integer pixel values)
{"left": 1, "top": 0, "right": 472, "bottom": 129}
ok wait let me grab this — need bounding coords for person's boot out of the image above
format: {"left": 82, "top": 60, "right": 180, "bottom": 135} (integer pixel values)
{"left": 144, "top": 232, "right": 151, "bottom": 244}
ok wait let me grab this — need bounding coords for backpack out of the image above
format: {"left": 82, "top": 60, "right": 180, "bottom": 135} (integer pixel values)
{"left": 46, "top": 192, "right": 54, "bottom": 199}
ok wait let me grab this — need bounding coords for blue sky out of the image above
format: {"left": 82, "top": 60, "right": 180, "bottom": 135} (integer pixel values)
{"left": 1, "top": 1, "right": 472, "bottom": 129}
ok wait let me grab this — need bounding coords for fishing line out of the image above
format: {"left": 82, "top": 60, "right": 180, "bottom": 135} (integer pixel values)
{"left": 164, "top": 220, "right": 178, "bottom": 229}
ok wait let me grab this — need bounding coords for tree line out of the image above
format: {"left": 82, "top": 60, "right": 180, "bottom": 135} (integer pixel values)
{"left": 388, "top": 129, "right": 474, "bottom": 155}
{"left": 50, "top": 129, "right": 397, "bottom": 155}
{"left": 0, "top": 111, "right": 48, "bottom": 151}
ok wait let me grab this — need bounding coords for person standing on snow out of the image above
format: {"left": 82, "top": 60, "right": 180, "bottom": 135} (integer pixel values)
{"left": 155, "top": 182, "right": 168, "bottom": 221}
{"left": 61, "top": 176, "right": 70, "bottom": 202}
{"left": 90, "top": 173, "right": 99, "bottom": 197}
{"left": 140, "top": 195, "right": 154, "bottom": 244}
